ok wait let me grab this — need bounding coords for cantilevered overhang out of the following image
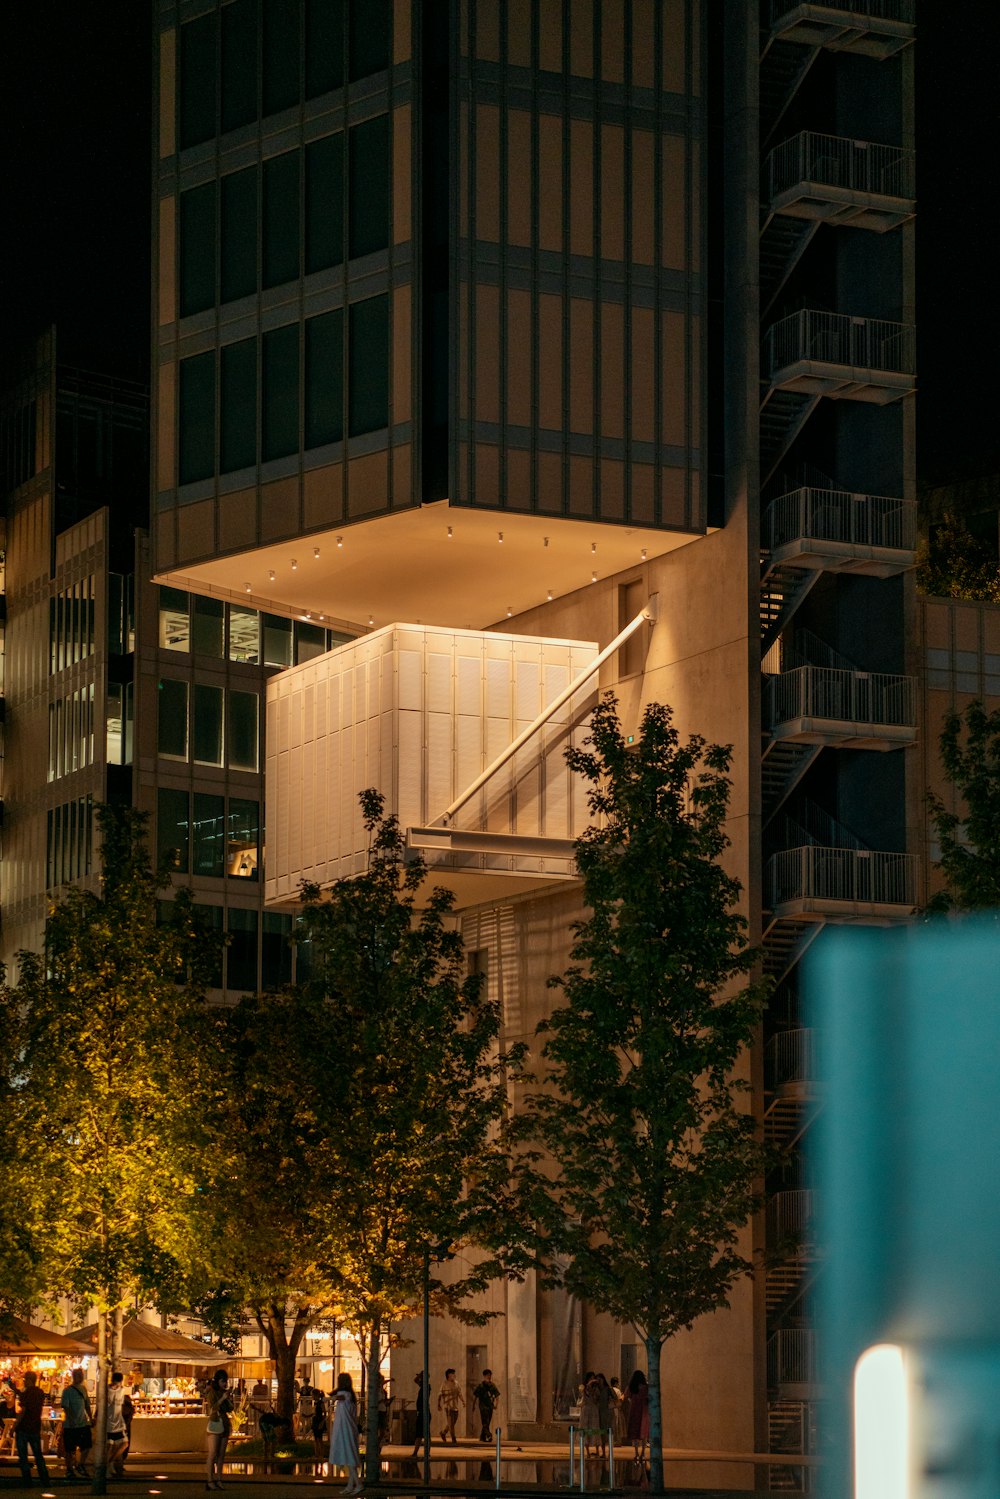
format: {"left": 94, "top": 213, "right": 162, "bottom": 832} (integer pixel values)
{"left": 153, "top": 501, "right": 701, "bottom": 631}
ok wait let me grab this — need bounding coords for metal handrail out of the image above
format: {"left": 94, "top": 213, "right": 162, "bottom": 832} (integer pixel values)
{"left": 767, "top": 1189, "right": 816, "bottom": 1248}
{"left": 770, "top": 0, "right": 915, "bottom": 23}
{"left": 763, "top": 310, "right": 916, "bottom": 378}
{"left": 765, "top": 1029, "right": 816, "bottom": 1089}
{"left": 768, "top": 846, "right": 917, "bottom": 908}
{"left": 768, "top": 1329, "right": 819, "bottom": 1388}
{"left": 766, "top": 131, "right": 915, "bottom": 202}
{"left": 762, "top": 486, "right": 916, "bottom": 553}
{"left": 764, "top": 665, "right": 916, "bottom": 729}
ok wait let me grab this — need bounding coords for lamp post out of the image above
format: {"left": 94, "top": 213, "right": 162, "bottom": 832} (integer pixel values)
{"left": 422, "top": 1239, "right": 453, "bottom": 1487}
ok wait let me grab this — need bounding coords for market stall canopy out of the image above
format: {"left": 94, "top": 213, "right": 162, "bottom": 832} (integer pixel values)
{"left": 0, "top": 1319, "right": 94, "bottom": 1356}
{"left": 76, "top": 1319, "right": 228, "bottom": 1366}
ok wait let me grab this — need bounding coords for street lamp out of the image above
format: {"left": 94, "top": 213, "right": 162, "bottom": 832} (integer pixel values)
{"left": 422, "top": 1239, "right": 453, "bottom": 1486}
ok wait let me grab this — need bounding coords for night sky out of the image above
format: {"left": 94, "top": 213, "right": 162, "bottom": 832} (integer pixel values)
{"left": 1, "top": 2, "right": 996, "bottom": 478}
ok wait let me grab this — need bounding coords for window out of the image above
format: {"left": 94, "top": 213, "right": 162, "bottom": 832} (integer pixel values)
{"left": 348, "top": 115, "right": 389, "bottom": 258}
{"left": 294, "top": 621, "right": 326, "bottom": 664}
{"left": 263, "top": 613, "right": 292, "bottom": 668}
{"left": 192, "top": 595, "right": 225, "bottom": 657}
{"left": 263, "top": 0, "right": 300, "bottom": 115}
{"left": 159, "top": 587, "right": 190, "bottom": 651}
{"left": 349, "top": 0, "right": 389, "bottom": 80}
{"left": 227, "top": 907, "right": 259, "bottom": 993}
{"left": 179, "top": 12, "right": 217, "bottom": 150}
{"left": 305, "top": 133, "right": 344, "bottom": 274}
{"left": 228, "top": 604, "right": 261, "bottom": 663}
{"left": 264, "top": 150, "right": 301, "bottom": 288}
{"left": 220, "top": 338, "right": 257, "bottom": 472}
{"left": 193, "top": 683, "right": 224, "bottom": 765}
{"left": 178, "top": 352, "right": 216, "bottom": 484}
{"left": 262, "top": 324, "right": 300, "bottom": 460}
{"left": 349, "top": 294, "right": 389, "bottom": 435}
{"left": 262, "top": 911, "right": 293, "bottom": 988}
{"left": 228, "top": 797, "right": 260, "bottom": 879}
{"left": 229, "top": 690, "right": 259, "bottom": 770}
{"left": 179, "top": 182, "right": 217, "bottom": 317}
{"left": 108, "top": 573, "right": 135, "bottom": 655}
{"left": 47, "top": 796, "right": 94, "bottom": 890}
{"left": 305, "top": 309, "right": 344, "bottom": 448}
{"left": 158, "top": 678, "right": 189, "bottom": 760}
{"left": 193, "top": 792, "right": 226, "bottom": 877}
{"left": 306, "top": 0, "right": 344, "bottom": 97}
{"left": 158, "top": 788, "right": 190, "bottom": 870}
{"left": 221, "top": 167, "right": 257, "bottom": 302}
{"left": 221, "top": 0, "right": 258, "bottom": 133}
{"left": 106, "top": 682, "right": 131, "bottom": 766}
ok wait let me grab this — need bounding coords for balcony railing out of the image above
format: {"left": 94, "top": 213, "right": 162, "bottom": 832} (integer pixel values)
{"left": 769, "top": 845, "right": 917, "bottom": 910}
{"left": 767, "top": 1189, "right": 816, "bottom": 1250}
{"left": 766, "top": 131, "right": 915, "bottom": 204}
{"left": 763, "top": 487, "right": 915, "bottom": 555}
{"left": 768, "top": 1329, "right": 819, "bottom": 1390}
{"left": 765, "top": 665, "right": 916, "bottom": 731}
{"left": 770, "top": 0, "right": 915, "bottom": 25}
{"left": 765, "top": 1029, "right": 817, "bottom": 1090}
{"left": 764, "top": 311, "right": 916, "bottom": 380}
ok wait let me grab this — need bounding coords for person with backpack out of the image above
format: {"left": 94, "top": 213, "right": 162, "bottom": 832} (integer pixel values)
{"left": 61, "top": 1368, "right": 94, "bottom": 1481}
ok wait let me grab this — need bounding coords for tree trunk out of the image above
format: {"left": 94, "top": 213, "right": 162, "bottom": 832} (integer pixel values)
{"left": 91, "top": 1307, "right": 109, "bottom": 1495}
{"left": 645, "top": 1335, "right": 664, "bottom": 1494}
{"left": 364, "top": 1326, "right": 381, "bottom": 1486}
{"left": 257, "top": 1307, "right": 310, "bottom": 1424}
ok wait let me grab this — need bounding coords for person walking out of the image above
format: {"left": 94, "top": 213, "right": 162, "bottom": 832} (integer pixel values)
{"left": 61, "top": 1367, "right": 94, "bottom": 1481}
{"left": 327, "top": 1372, "right": 361, "bottom": 1494}
{"left": 14, "top": 1371, "right": 50, "bottom": 1486}
{"left": 471, "top": 1369, "right": 500, "bottom": 1444}
{"left": 437, "top": 1368, "right": 464, "bottom": 1444}
{"left": 204, "top": 1367, "right": 233, "bottom": 1491}
{"left": 107, "top": 1372, "right": 129, "bottom": 1478}
{"left": 626, "top": 1370, "right": 650, "bottom": 1461}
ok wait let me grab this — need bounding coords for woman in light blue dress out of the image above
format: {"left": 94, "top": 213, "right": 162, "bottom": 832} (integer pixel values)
{"left": 327, "top": 1373, "right": 361, "bottom": 1493}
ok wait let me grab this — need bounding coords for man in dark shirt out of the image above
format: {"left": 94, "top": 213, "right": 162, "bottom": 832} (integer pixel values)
{"left": 472, "top": 1370, "right": 501, "bottom": 1443}
{"left": 15, "top": 1371, "right": 50, "bottom": 1485}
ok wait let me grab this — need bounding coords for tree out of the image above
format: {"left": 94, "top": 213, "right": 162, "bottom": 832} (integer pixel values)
{"left": 916, "top": 513, "right": 1000, "bottom": 602}
{"left": 3, "top": 805, "right": 218, "bottom": 1495}
{"left": 927, "top": 699, "right": 1000, "bottom": 910}
{"left": 520, "top": 697, "right": 769, "bottom": 1492}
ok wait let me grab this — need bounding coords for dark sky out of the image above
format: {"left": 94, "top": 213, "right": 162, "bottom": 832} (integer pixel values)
{"left": 1, "top": 2, "right": 996, "bottom": 476}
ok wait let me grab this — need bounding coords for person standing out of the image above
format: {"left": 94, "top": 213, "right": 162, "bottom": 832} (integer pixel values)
{"left": 436, "top": 1368, "right": 464, "bottom": 1445}
{"left": 327, "top": 1372, "right": 360, "bottom": 1494}
{"left": 579, "top": 1372, "right": 599, "bottom": 1458}
{"left": 408, "top": 1371, "right": 427, "bottom": 1460}
{"left": 204, "top": 1367, "right": 233, "bottom": 1491}
{"left": 14, "top": 1371, "right": 50, "bottom": 1486}
{"left": 311, "top": 1389, "right": 329, "bottom": 1466}
{"left": 626, "top": 1370, "right": 650, "bottom": 1461}
{"left": 595, "top": 1373, "right": 612, "bottom": 1458}
{"left": 107, "top": 1372, "right": 129, "bottom": 1478}
{"left": 471, "top": 1369, "right": 500, "bottom": 1444}
{"left": 608, "top": 1378, "right": 626, "bottom": 1447}
{"left": 61, "top": 1367, "right": 94, "bottom": 1481}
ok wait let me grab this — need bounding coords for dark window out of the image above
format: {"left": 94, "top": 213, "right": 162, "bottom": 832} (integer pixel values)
{"left": 221, "top": 167, "right": 258, "bottom": 302}
{"left": 262, "top": 911, "right": 293, "bottom": 988}
{"left": 348, "top": 294, "right": 389, "bottom": 436}
{"left": 228, "top": 797, "right": 260, "bottom": 879}
{"left": 158, "top": 678, "right": 189, "bottom": 760}
{"left": 305, "top": 309, "right": 344, "bottom": 448}
{"left": 305, "top": 133, "right": 344, "bottom": 274}
{"left": 294, "top": 620, "right": 326, "bottom": 664}
{"left": 179, "top": 182, "right": 217, "bottom": 316}
{"left": 349, "top": 0, "right": 389, "bottom": 81}
{"left": 220, "top": 338, "right": 257, "bottom": 472}
{"left": 229, "top": 690, "right": 259, "bottom": 771}
{"left": 262, "top": 0, "right": 300, "bottom": 116}
{"left": 192, "top": 595, "right": 225, "bottom": 657}
{"left": 157, "top": 788, "right": 190, "bottom": 871}
{"left": 263, "top": 613, "right": 293, "bottom": 667}
{"left": 193, "top": 683, "right": 224, "bottom": 765}
{"left": 263, "top": 150, "right": 301, "bottom": 288}
{"left": 262, "top": 324, "right": 300, "bottom": 460}
{"left": 194, "top": 904, "right": 225, "bottom": 988}
{"left": 306, "top": 0, "right": 344, "bottom": 97}
{"left": 179, "top": 12, "right": 217, "bottom": 150}
{"left": 227, "top": 907, "right": 259, "bottom": 993}
{"left": 193, "top": 792, "right": 226, "bottom": 878}
{"left": 221, "top": 0, "right": 258, "bottom": 133}
{"left": 348, "top": 115, "right": 389, "bottom": 258}
{"left": 178, "top": 352, "right": 216, "bottom": 484}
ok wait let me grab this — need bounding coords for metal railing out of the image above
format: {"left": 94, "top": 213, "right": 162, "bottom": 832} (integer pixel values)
{"left": 768, "top": 1329, "right": 819, "bottom": 1389}
{"left": 765, "top": 1029, "right": 816, "bottom": 1090}
{"left": 770, "top": 0, "right": 915, "bottom": 24}
{"left": 763, "top": 486, "right": 916, "bottom": 554}
{"left": 768, "top": 846, "right": 917, "bottom": 908}
{"left": 764, "top": 310, "right": 916, "bottom": 378}
{"left": 766, "top": 131, "right": 915, "bottom": 202}
{"left": 767, "top": 1189, "right": 816, "bottom": 1250}
{"left": 764, "top": 665, "right": 916, "bottom": 729}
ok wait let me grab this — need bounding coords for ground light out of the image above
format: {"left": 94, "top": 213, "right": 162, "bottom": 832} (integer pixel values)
{"left": 854, "top": 1343, "right": 909, "bottom": 1499}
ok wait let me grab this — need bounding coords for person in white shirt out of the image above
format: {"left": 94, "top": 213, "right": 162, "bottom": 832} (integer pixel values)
{"left": 107, "top": 1372, "right": 129, "bottom": 1477}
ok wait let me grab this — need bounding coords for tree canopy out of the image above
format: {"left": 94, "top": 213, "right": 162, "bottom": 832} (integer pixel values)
{"left": 927, "top": 699, "right": 1000, "bottom": 911}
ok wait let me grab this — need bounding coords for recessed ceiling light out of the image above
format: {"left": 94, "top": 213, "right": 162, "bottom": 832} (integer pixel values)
{"left": 291, "top": 559, "right": 298, "bottom": 570}
{"left": 268, "top": 570, "right": 275, "bottom": 582}
{"left": 313, "top": 546, "right": 320, "bottom": 558}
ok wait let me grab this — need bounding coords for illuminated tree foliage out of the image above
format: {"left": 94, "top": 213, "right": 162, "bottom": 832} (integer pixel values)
{"left": 927, "top": 699, "right": 1000, "bottom": 911}
{"left": 3, "top": 805, "right": 218, "bottom": 1495}
{"left": 520, "top": 697, "right": 768, "bottom": 1493}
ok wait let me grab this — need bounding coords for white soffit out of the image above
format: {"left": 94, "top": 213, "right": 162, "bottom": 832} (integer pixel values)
{"left": 154, "top": 503, "right": 700, "bottom": 631}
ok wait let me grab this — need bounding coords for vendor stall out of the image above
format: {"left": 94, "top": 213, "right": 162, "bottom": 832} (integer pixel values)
{"left": 77, "top": 1319, "right": 229, "bottom": 1454}
{"left": 0, "top": 1321, "right": 95, "bottom": 1458}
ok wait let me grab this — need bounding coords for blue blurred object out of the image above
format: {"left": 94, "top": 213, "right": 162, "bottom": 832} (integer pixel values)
{"left": 808, "top": 917, "right": 1000, "bottom": 1499}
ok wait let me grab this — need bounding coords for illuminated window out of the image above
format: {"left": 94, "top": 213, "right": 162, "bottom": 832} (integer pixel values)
{"left": 227, "top": 798, "right": 260, "bottom": 880}
{"left": 159, "top": 587, "right": 190, "bottom": 652}
{"left": 193, "top": 793, "right": 226, "bottom": 878}
{"left": 228, "top": 605, "right": 261, "bottom": 664}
